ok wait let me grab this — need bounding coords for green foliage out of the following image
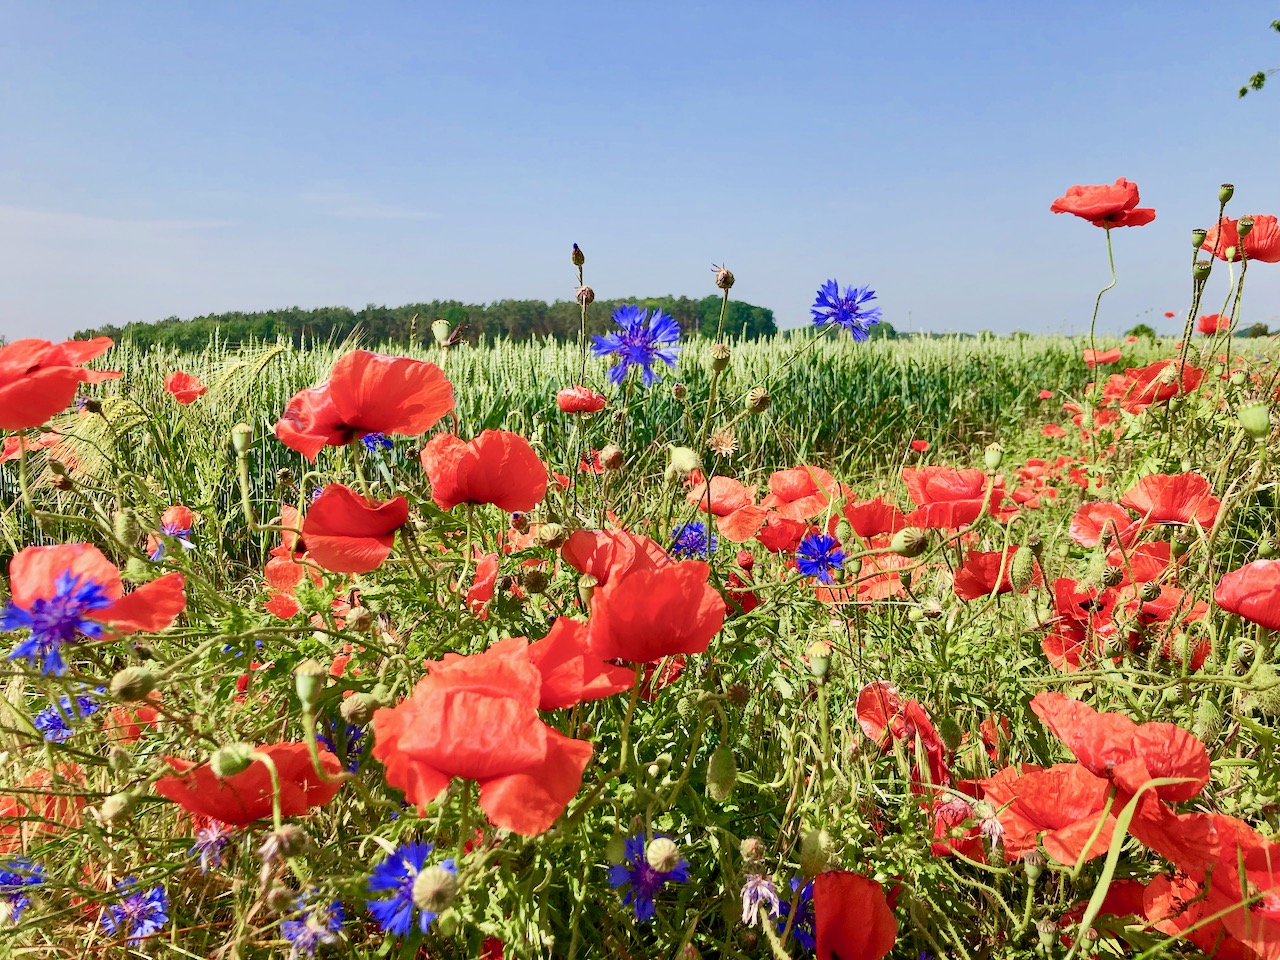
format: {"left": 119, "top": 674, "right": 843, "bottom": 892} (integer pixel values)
{"left": 1124, "top": 322, "right": 1157, "bottom": 340}
{"left": 1237, "top": 19, "right": 1280, "bottom": 96}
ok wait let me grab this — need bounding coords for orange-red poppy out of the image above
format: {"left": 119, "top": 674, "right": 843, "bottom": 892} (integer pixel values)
{"left": 1215, "top": 560, "right": 1280, "bottom": 630}
{"left": 952, "top": 547, "right": 1040, "bottom": 600}
{"left": 813, "top": 871, "right": 898, "bottom": 960}
{"left": 0, "top": 337, "right": 119, "bottom": 430}
{"left": 1050, "top": 178, "right": 1156, "bottom": 228}
{"left": 560, "top": 528, "right": 669, "bottom": 585}
{"left": 1083, "top": 347, "right": 1123, "bottom": 367}
{"left": 421, "top": 430, "right": 548, "bottom": 513}
{"left": 760, "top": 465, "right": 847, "bottom": 521}
{"left": 1197, "top": 314, "right": 1229, "bottom": 335}
{"left": 842, "top": 496, "right": 907, "bottom": 540}
{"left": 1202, "top": 214, "right": 1280, "bottom": 263}
{"left": 1119, "top": 471, "right": 1220, "bottom": 527}
{"left": 301, "top": 484, "right": 408, "bottom": 574}
{"left": 980, "top": 762, "right": 1115, "bottom": 865}
{"left": 164, "top": 370, "right": 207, "bottom": 404}
{"left": 586, "top": 560, "right": 724, "bottom": 663}
{"left": 525, "top": 617, "right": 634, "bottom": 709}
{"left": 555, "top": 385, "right": 607, "bottom": 413}
{"left": 901, "top": 466, "right": 1005, "bottom": 529}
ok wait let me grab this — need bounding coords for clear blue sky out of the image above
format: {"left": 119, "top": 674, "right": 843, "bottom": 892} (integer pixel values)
{"left": 2, "top": 1, "right": 1278, "bottom": 341}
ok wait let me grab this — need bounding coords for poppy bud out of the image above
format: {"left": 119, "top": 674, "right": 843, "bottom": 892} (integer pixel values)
{"left": 412, "top": 865, "right": 458, "bottom": 913}
{"left": 1239, "top": 215, "right": 1256, "bottom": 239}
{"left": 935, "top": 716, "right": 963, "bottom": 752}
{"left": 1139, "top": 581, "right": 1162, "bottom": 603}
{"left": 230, "top": 422, "right": 253, "bottom": 455}
{"left": 537, "top": 523, "right": 567, "bottom": 549}
{"left": 1193, "top": 260, "right": 1213, "bottom": 284}
{"left": 431, "top": 318, "right": 452, "bottom": 347}
{"left": 1246, "top": 666, "right": 1280, "bottom": 716}
{"left": 294, "top": 659, "right": 327, "bottom": 709}
{"left": 1022, "top": 850, "right": 1045, "bottom": 883}
{"left": 521, "top": 569, "right": 549, "bottom": 594}
{"left": 983, "top": 442, "right": 1004, "bottom": 471}
{"left": 210, "top": 742, "right": 256, "bottom": 779}
{"left": 706, "top": 744, "right": 737, "bottom": 802}
{"left": 571, "top": 243, "right": 585, "bottom": 267}
{"left": 112, "top": 508, "right": 140, "bottom": 547}
{"left": 1238, "top": 401, "right": 1272, "bottom": 440}
{"left": 108, "top": 746, "right": 133, "bottom": 774}
{"left": 890, "top": 527, "right": 928, "bottom": 558}
{"left": 109, "top": 666, "right": 156, "bottom": 701}
{"left": 1100, "top": 565, "right": 1124, "bottom": 588}
{"left": 1009, "top": 549, "right": 1035, "bottom": 593}
{"left": 646, "top": 837, "right": 682, "bottom": 873}
{"left": 605, "top": 832, "right": 628, "bottom": 863}
{"left": 798, "top": 828, "right": 833, "bottom": 878}
{"left": 833, "top": 519, "right": 854, "bottom": 545}
{"left": 599, "top": 445, "right": 624, "bottom": 471}
{"left": 710, "top": 342, "right": 731, "bottom": 372}
{"left": 576, "top": 285, "right": 595, "bottom": 306}
{"left": 672, "top": 382, "right": 688, "bottom": 400}
{"left": 1194, "top": 698, "right": 1224, "bottom": 742}
{"left": 745, "top": 387, "right": 771, "bottom": 414}
{"left": 714, "top": 265, "right": 734, "bottom": 290}
{"left": 726, "top": 682, "right": 749, "bottom": 708}
{"left": 99, "top": 791, "right": 135, "bottom": 824}
{"left": 340, "top": 692, "right": 378, "bottom": 726}
{"left": 1220, "top": 183, "right": 1235, "bottom": 204}
{"left": 740, "top": 837, "right": 766, "bottom": 865}
{"left": 1192, "top": 228, "right": 1208, "bottom": 250}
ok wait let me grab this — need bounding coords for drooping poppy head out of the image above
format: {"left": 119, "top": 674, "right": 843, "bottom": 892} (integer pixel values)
{"left": 300, "top": 484, "right": 409, "bottom": 574}
{"left": 154, "top": 742, "right": 344, "bottom": 826}
{"left": 421, "top": 430, "right": 548, "bottom": 514}
{"left": 555, "top": 385, "right": 607, "bottom": 414}
{"left": 586, "top": 560, "right": 724, "bottom": 663}
{"left": 812, "top": 871, "right": 898, "bottom": 960}
{"left": 163, "top": 370, "right": 207, "bottom": 404}
{"left": 1050, "top": 178, "right": 1156, "bottom": 228}
{"left": 0, "top": 337, "right": 119, "bottom": 431}
{"left": 1202, "top": 214, "right": 1280, "bottom": 263}
{"left": 1215, "top": 560, "right": 1280, "bottom": 631}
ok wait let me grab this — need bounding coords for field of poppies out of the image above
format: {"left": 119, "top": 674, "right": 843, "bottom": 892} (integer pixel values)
{"left": 2, "top": 179, "right": 1280, "bottom": 959}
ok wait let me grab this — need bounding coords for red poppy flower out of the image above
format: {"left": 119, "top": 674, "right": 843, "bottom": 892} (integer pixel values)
{"left": 275, "top": 350, "right": 454, "bottom": 460}
{"left": 0, "top": 763, "right": 86, "bottom": 854}
{"left": 853, "top": 552, "right": 917, "bottom": 601}
{"left": 980, "top": 762, "right": 1116, "bottom": 865}
{"left": 901, "top": 466, "right": 1004, "bottom": 529}
{"left": 1119, "top": 471, "right": 1220, "bottom": 527}
{"left": 1101, "top": 359, "right": 1203, "bottom": 414}
{"left": 813, "top": 871, "right": 898, "bottom": 960}
{"left": 466, "top": 553, "right": 500, "bottom": 618}
{"left": 105, "top": 699, "right": 164, "bottom": 744}
{"left": 1039, "top": 389, "right": 1054, "bottom": 400}
{"left": 556, "top": 385, "right": 607, "bottom": 413}
{"left": 952, "top": 547, "right": 1040, "bottom": 600}
{"left": 1069, "top": 501, "right": 1141, "bottom": 548}
{"left": 371, "top": 638, "right": 594, "bottom": 835}
{"left": 1203, "top": 214, "right": 1280, "bottom": 263}
{"left": 1215, "top": 560, "right": 1280, "bottom": 630}
{"left": 842, "top": 496, "right": 907, "bottom": 540}
{"left": 760, "top": 465, "right": 847, "bottom": 521}
{"left": 0, "top": 337, "right": 119, "bottom": 430}
{"left": 155, "top": 742, "right": 343, "bottom": 827}
{"left": 1197, "top": 314, "right": 1229, "bottom": 335}
{"left": 1041, "top": 423, "right": 1068, "bottom": 439}
{"left": 421, "top": 430, "right": 548, "bottom": 513}
{"left": 561, "top": 528, "right": 668, "bottom": 586}
{"left": 586, "top": 560, "right": 724, "bottom": 662}
{"left": 1083, "top": 348, "right": 1123, "bottom": 367}
{"left": 300, "top": 484, "right": 408, "bottom": 574}
{"left": 855, "top": 681, "right": 949, "bottom": 786}
{"left": 164, "top": 370, "right": 207, "bottom": 404}
{"left": 1164, "top": 311, "right": 1177, "bottom": 318}
{"left": 1050, "top": 178, "right": 1156, "bottom": 228}
{"left": 687, "top": 476, "right": 766, "bottom": 542}
{"left": 910, "top": 439, "right": 929, "bottom": 452}
{"left": 755, "top": 513, "right": 809, "bottom": 553}
{"left": 525, "top": 617, "right": 633, "bottom": 709}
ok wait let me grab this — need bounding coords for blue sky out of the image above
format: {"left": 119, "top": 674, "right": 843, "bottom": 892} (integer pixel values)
{"left": 1, "top": 1, "right": 1278, "bottom": 341}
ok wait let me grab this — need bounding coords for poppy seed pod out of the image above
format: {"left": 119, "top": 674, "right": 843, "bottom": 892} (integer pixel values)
{"left": 1139, "top": 580, "right": 1162, "bottom": 603}
{"left": 209, "top": 742, "right": 256, "bottom": 780}
{"left": 726, "top": 682, "right": 749, "bottom": 707}
{"left": 746, "top": 387, "right": 771, "bottom": 414}
{"left": 672, "top": 382, "right": 688, "bottom": 400}
{"left": 521, "top": 568, "right": 549, "bottom": 594}
{"left": 576, "top": 285, "right": 595, "bottom": 306}
{"left": 340, "top": 692, "right": 379, "bottom": 726}
{"left": 983, "top": 442, "right": 1004, "bottom": 471}
{"left": 109, "top": 666, "right": 156, "bottom": 701}
{"left": 1238, "top": 401, "right": 1271, "bottom": 440}
{"left": 577, "top": 573, "right": 598, "bottom": 607}
{"left": 412, "top": 865, "right": 458, "bottom": 913}
{"left": 646, "top": 837, "right": 682, "bottom": 873}
{"left": 431, "top": 318, "right": 452, "bottom": 347}
{"left": 1037, "top": 918, "right": 1060, "bottom": 950}
{"left": 710, "top": 342, "right": 731, "bottom": 372}
{"left": 537, "top": 523, "right": 567, "bottom": 549}
{"left": 230, "top": 422, "right": 253, "bottom": 455}
{"left": 1023, "top": 850, "right": 1045, "bottom": 883}
{"left": 1220, "top": 183, "right": 1235, "bottom": 204}
{"left": 599, "top": 445, "right": 624, "bottom": 471}
{"left": 275, "top": 467, "right": 295, "bottom": 489}
{"left": 890, "top": 527, "right": 928, "bottom": 558}
{"left": 294, "top": 659, "right": 327, "bottom": 709}
{"left": 1100, "top": 565, "right": 1124, "bottom": 588}
{"left": 806, "top": 640, "right": 831, "bottom": 682}
{"left": 1230, "top": 370, "right": 1248, "bottom": 387}
{"left": 1193, "top": 260, "right": 1213, "bottom": 284}
{"left": 1192, "top": 228, "right": 1208, "bottom": 249}
{"left": 1239, "top": 215, "right": 1256, "bottom": 239}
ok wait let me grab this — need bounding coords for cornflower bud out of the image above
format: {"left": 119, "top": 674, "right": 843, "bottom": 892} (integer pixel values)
{"left": 107, "top": 746, "right": 133, "bottom": 774}
{"left": 740, "top": 837, "right": 766, "bottom": 865}
{"left": 672, "top": 382, "right": 688, "bottom": 400}
{"left": 576, "top": 285, "right": 595, "bottom": 306}
{"left": 510, "top": 511, "right": 530, "bottom": 533}
{"left": 571, "top": 243, "right": 585, "bottom": 267}
{"left": 599, "top": 445, "right": 624, "bottom": 471}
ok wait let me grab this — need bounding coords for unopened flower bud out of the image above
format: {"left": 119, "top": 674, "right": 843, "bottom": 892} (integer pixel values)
{"left": 112, "top": 508, "right": 140, "bottom": 547}
{"left": 537, "top": 523, "right": 567, "bottom": 549}
{"left": 710, "top": 342, "right": 731, "bottom": 372}
{"left": 521, "top": 568, "right": 549, "bottom": 594}
{"left": 571, "top": 243, "right": 585, "bottom": 267}
{"left": 210, "top": 742, "right": 256, "bottom": 779}
{"left": 412, "top": 865, "right": 458, "bottom": 913}
{"left": 1220, "top": 183, "right": 1235, "bottom": 204}
{"left": 230, "top": 422, "right": 253, "bottom": 455}
{"left": 340, "top": 692, "right": 379, "bottom": 726}
{"left": 370, "top": 683, "right": 393, "bottom": 706}
{"left": 98, "top": 791, "right": 135, "bottom": 824}
{"left": 510, "top": 512, "right": 530, "bottom": 533}
{"left": 646, "top": 837, "right": 682, "bottom": 873}
{"left": 890, "top": 527, "right": 928, "bottom": 558}
{"left": 984, "top": 442, "right": 1004, "bottom": 471}
{"left": 706, "top": 744, "right": 737, "bottom": 802}
{"left": 107, "top": 746, "right": 133, "bottom": 774}
{"left": 1238, "top": 215, "right": 1256, "bottom": 239}
{"left": 1193, "top": 260, "right": 1213, "bottom": 284}
{"left": 740, "top": 837, "right": 766, "bottom": 865}
{"left": 798, "top": 828, "right": 833, "bottom": 878}
{"left": 1261, "top": 538, "right": 1279, "bottom": 560}
{"left": 599, "top": 445, "right": 624, "bottom": 471}
{"left": 294, "top": 659, "right": 326, "bottom": 708}
{"left": 47, "top": 459, "right": 70, "bottom": 477}
{"left": 258, "top": 825, "right": 308, "bottom": 863}
{"left": 265, "top": 884, "right": 296, "bottom": 913}
{"left": 745, "top": 387, "right": 771, "bottom": 414}
{"left": 714, "top": 265, "right": 735, "bottom": 290}
{"left": 1238, "top": 402, "right": 1271, "bottom": 440}
{"left": 431, "top": 318, "right": 452, "bottom": 347}
{"left": 672, "top": 382, "right": 688, "bottom": 400}
{"left": 726, "top": 682, "right": 749, "bottom": 708}
{"left": 606, "top": 832, "right": 628, "bottom": 863}
{"left": 109, "top": 666, "right": 156, "bottom": 701}
{"left": 576, "top": 285, "right": 595, "bottom": 306}
{"left": 1192, "top": 228, "right": 1208, "bottom": 250}
{"left": 935, "top": 716, "right": 963, "bottom": 752}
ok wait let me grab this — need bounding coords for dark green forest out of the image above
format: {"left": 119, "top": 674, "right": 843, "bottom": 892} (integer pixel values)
{"left": 73, "top": 295, "right": 779, "bottom": 350}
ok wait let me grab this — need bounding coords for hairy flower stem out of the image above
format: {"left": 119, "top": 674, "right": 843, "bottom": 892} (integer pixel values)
{"left": 1086, "top": 227, "right": 1117, "bottom": 365}
{"left": 697, "top": 288, "right": 731, "bottom": 449}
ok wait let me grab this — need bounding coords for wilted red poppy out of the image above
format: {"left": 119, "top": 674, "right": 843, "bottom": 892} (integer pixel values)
{"left": 466, "top": 553, "right": 500, "bottom": 618}
{"left": 760, "top": 465, "right": 847, "bottom": 521}
{"left": 1203, "top": 214, "right": 1280, "bottom": 263}
{"left": 556, "top": 385, "right": 607, "bottom": 413}
{"left": 979, "top": 762, "right": 1115, "bottom": 865}
{"left": 952, "top": 547, "right": 1040, "bottom": 600}
{"left": 855, "top": 681, "right": 949, "bottom": 785}
{"left": 902, "top": 466, "right": 1004, "bottom": 529}
{"left": 813, "top": 871, "right": 898, "bottom": 960}
{"left": 155, "top": 742, "right": 343, "bottom": 826}
{"left": 525, "top": 617, "right": 633, "bottom": 709}
{"left": 1050, "top": 178, "right": 1156, "bottom": 228}
{"left": 1084, "top": 348, "right": 1123, "bottom": 367}
{"left": 275, "top": 350, "right": 454, "bottom": 460}
{"left": 1120, "top": 471, "right": 1220, "bottom": 527}
{"left": 299, "top": 484, "right": 408, "bottom": 574}
{"left": 0, "top": 337, "right": 119, "bottom": 430}
{"left": 1197, "top": 314, "right": 1229, "bottom": 335}
{"left": 421, "top": 430, "right": 548, "bottom": 513}
{"left": 561, "top": 528, "right": 668, "bottom": 586}
{"left": 371, "top": 638, "right": 594, "bottom": 835}
{"left": 1215, "top": 560, "right": 1280, "bottom": 630}
{"left": 164, "top": 370, "right": 207, "bottom": 404}
{"left": 586, "top": 560, "right": 724, "bottom": 662}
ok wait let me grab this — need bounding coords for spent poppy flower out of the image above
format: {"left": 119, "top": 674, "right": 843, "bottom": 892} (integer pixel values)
{"left": 275, "top": 350, "right": 454, "bottom": 460}
{"left": 0, "top": 337, "right": 119, "bottom": 431}
{"left": 2, "top": 544, "right": 186, "bottom": 676}
{"left": 556, "top": 385, "right": 607, "bottom": 413}
{"left": 1050, "top": 178, "right": 1156, "bottom": 228}
{"left": 1215, "top": 560, "right": 1280, "bottom": 630}
{"left": 163, "top": 371, "right": 207, "bottom": 404}
{"left": 587, "top": 560, "right": 724, "bottom": 663}
{"left": 1120, "top": 471, "right": 1220, "bottom": 528}
{"left": 154, "top": 741, "right": 344, "bottom": 827}
{"left": 371, "top": 638, "right": 594, "bottom": 835}
{"left": 1203, "top": 214, "right": 1280, "bottom": 263}
{"left": 813, "top": 871, "right": 898, "bottom": 960}
{"left": 1197, "top": 314, "right": 1230, "bottom": 335}
{"left": 300, "top": 484, "right": 409, "bottom": 574}
{"left": 591, "top": 304, "right": 681, "bottom": 386}
{"left": 421, "top": 430, "right": 548, "bottom": 514}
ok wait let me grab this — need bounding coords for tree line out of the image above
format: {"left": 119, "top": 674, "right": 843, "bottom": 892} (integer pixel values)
{"left": 72, "top": 295, "right": 778, "bottom": 350}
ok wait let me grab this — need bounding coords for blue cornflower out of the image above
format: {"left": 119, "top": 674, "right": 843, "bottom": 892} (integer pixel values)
{"left": 33, "top": 691, "right": 101, "bottom": 742}
{"left": 281, "top": 895, "right": 344, "bottom": 959}
{"left": 2, "top": 571, "right": 114, "bottom": 676}
{"left": 810, "top": 280, "right": 882, "bottom": 340}
{"left": 607, "top": 833, "right": 690, "bottom": 923}
{"left": 670, "top": 522, "right": 717, "bottom": 559}
{"left": 316, "top": 720, "right": 366, "bottom": 773}
{"left": 795, "top": 532, "right": 845, "bottom": 584}
{"left": 0, "top": 858, "right": 44, "bottom": 924}
{"left": 776, "top": 877, "right": 815, "bottom": 953}
{"left": 149, "top": 522, "right": 196, "bottom": 561}
{"left": 190, "top": 818, "right": 234, "bottom": 873}
{"left": 591, "top": 304, "right": 681, "bottom": 387}
{"left": 366, "top": 841, "right": 456, "bottom": 936}
{"left": 360, "top": 432, "right": 393, "bottom": 453}
{"left": 99, "top": 879, "right": 168, "bottom": 942}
